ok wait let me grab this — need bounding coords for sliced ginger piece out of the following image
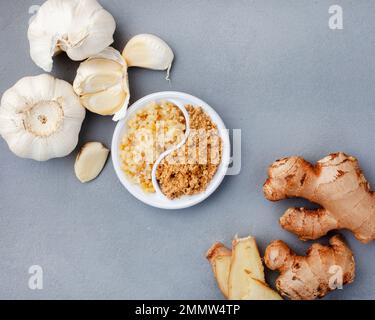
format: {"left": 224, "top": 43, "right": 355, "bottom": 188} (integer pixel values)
{"left": 206, "top": 242, "right": 231, "bottom": 298}
{"left": 207, "top": 236, "right": 281, "bottom": 300}
{"left": 228, "top": 236, "right": 265, "bottom": 299}
{"left": 241, "top": 278, "right": 282, "bottom": 300}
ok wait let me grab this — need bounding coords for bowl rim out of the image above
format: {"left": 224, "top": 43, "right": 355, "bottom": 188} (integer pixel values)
{"left": 111, "top": 91, "right": 231, "bottom": 210}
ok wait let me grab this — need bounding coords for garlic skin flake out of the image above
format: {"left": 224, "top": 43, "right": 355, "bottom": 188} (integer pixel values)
{"left": 73, "top": 47, "right": 130, "bottom": 121}
{"left": 28, "top": 0, "right": 116, "bottom": 72}
{"left": 0, "top": 74, "right": 85, "bottom": 161}
{"left": 123, "top": 34, "right": 174, "bottom": 79}
{"left": 74, "top": 142, "right": 109, "bottom": 183}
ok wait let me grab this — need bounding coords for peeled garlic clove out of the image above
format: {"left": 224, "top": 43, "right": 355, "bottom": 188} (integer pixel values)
{"left": 74, "top": 142, "right": 109, "bottom": 183}
{"left": 73, "top": 47, "right": 130, "bottom": 120}
{"left": 28, "top": 0, "right": 116, "bottom": 72}
{"left": 0, "top": 74, "right": 85, "bottom": 161}
{"left": 123, "top": 34, "right": 174, "bottom": 79}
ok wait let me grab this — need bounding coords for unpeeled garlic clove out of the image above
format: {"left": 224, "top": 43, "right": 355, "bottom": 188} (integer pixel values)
{"left": 74, "top": 142, "right": 109, "bottom": 183}
{"left": 28, "top": 0, "right": 116, "bottom": 72}
{"left": 123, "top": 34, "right": 174, "bottom": 79}
{"left": 73, "top": 47, "right": 130, "bottom": 120}
{"left": 80, "top": 84, "right": 126, "bottom": 116}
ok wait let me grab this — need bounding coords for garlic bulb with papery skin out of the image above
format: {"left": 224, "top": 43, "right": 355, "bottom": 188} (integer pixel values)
{"left": 73, "top": 47, "right": 130, "bottom": 121}
{"left": 123, "top": 34, "right": 174, "bottom": 80}
{"left": 0, "top": 74, "right": 85, "bottom": 161}
{"left": 28, "top": 0, "right": 116, "bottom": 72}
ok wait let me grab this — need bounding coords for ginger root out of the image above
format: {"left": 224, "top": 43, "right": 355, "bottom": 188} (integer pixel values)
{"left": 264, "top": 235, "right": 355, "bottom": 300}
{"left": 263, "top": 152, "right": 375, "bottom": 243}
{"left": 206, "top": 236, "right": 282, "bottom": 300}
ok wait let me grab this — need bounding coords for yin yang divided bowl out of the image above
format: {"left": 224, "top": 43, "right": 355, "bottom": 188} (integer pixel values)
{"left": 111, "top": 91, "right": 230, "bottom": 209}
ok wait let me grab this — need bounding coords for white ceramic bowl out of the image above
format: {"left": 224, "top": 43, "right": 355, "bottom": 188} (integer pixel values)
{"left": 111, "top": 91, "right": 230, "bottom": 209}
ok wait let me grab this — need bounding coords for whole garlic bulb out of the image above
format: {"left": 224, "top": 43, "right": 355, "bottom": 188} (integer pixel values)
{"left": 28, "top": 0, "right": 116, "bottom": 72}
{"left": 73, "top": 47, "right": 130, "bottom": 121}
{"left": 0, "top": 74, "right": 86, "bottom": 161}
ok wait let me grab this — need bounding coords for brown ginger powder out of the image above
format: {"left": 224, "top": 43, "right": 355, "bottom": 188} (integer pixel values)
{"left": 156, "top": 105, "right": 222, "bottom": 199}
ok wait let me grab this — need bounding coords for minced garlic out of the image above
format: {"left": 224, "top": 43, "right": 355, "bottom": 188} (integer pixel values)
{"left": 120, "top": 101, "right": 186, "bottom": 192}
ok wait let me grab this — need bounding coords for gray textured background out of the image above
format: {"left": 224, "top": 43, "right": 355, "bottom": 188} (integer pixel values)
{"left": 1, "top": 0, "right": 375, "bottom": 300}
